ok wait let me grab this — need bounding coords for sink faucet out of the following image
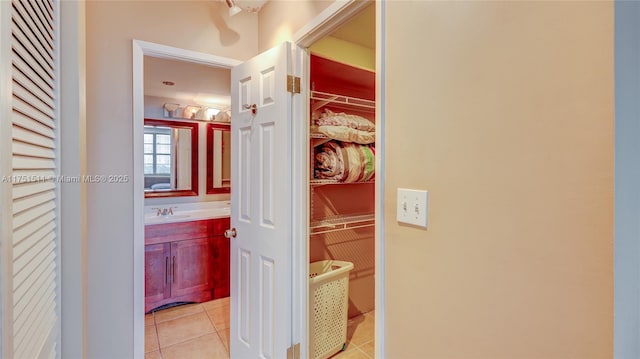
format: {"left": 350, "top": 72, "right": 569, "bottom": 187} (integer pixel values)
{"left": 152, "top": 207, "right": 176, "bottom": 216}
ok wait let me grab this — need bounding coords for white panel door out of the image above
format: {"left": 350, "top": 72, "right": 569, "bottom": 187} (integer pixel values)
{"left": 230, "top": 42, "right": 297, "bottom": 359}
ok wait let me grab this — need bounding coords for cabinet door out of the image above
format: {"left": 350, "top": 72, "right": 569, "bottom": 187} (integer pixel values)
{"left": 170, "top": 238, "right": 213, "bottom": 298}
{"left": 212, "top": 235, "right": 230, "bottom": 298}
{"left": 145, "top": 243, "right": 171, "bottom": 309}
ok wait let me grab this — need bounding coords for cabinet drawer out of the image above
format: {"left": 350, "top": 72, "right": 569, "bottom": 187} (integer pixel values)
{"left": 146, "top": 217, "right": 230, "bottom": 244}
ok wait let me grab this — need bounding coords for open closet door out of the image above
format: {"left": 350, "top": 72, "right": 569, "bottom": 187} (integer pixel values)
{"left": 229, "top": 42, "right": 301, "bottom": 358}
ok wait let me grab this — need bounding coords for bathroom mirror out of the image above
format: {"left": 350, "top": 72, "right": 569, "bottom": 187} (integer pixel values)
{"left": 144, "top": 119, "right": 198, "bottom": 197}
{"left": 206, "top": 123, "right": 231, "bottom": 194}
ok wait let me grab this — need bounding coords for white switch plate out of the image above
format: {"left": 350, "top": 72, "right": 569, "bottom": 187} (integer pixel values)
{"left": 397, "top": 188, "right": 428, "bottom": 228}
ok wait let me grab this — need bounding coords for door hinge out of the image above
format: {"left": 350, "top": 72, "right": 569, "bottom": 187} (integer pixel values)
{"left": 287, "top": 75, "right": 301, "bottom": 94}
{"left": 286, "top": 343, "right": 301, "bottom": 359}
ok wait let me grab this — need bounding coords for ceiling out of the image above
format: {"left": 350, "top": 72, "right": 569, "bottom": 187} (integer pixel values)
{"left": 329, "top": 2, "right": 375, "bottom": 50}
{"left": 143, "top": 3, "right": 374, "bottom": 107}
{"left": 144, "top": 56, "right": 231, "bottom": 109}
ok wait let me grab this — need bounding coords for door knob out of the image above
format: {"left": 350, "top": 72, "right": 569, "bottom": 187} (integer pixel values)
{"left": 243, "top": 104, "right": 257, "bottom": 115}
{"left": 224, "top": 228, "right": 237, "bottom": 238}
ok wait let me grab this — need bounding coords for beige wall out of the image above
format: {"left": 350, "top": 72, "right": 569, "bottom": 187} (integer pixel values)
{"left": 85, "top": 1, "right": 257, "bottom": 357}
{"left": 258, "top": 0, "right": 335, "bottom": 52}
{"left": 384, "top": 1, "right": 613, "bottom": 358}
{"left": 82, "top": 0, "right": 615, "bottom": 357}
{"left": 309, "top": 36, "right": 375, "bottom": 71}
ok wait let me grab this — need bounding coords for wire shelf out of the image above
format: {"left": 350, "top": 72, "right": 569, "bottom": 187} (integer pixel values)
{"left": 310, "top": 91, "right": 376, "bottom": 112}
{"left": 310, "top": 133, "right": 331, "bottom": 147}
{"left": 310, "top": 179, "right": 375, "bottom": 186}
{"left": 310, "top": 213, "right": 375, "bottom": 235}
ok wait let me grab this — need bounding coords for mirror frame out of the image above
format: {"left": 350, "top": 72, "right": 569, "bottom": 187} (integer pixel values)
{"left": 206, "top": 123, "right": 231, "bottom": 194}
{"left": 144, "top": 118, "right": 199, "bottom": 198}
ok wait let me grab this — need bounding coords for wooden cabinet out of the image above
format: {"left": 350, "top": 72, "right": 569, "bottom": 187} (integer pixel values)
{"left": 212, "top": 235, "right": 230, "bottom": 298}
{"left": 144, "top": 243, "right": 170, "bottom": 304}
{"left": 145, "top": 217, "right": 230, "bottom": 313}
{"left": 170, "top": 238, "right": 213, "bottom": 297}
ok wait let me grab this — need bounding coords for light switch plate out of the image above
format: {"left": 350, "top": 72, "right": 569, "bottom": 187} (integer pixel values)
{"left": 397, "top": 188, "right": 428, "bottom": 228}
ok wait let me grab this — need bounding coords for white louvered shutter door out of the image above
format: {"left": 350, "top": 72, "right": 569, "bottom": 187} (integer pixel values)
{"left": 2, "top": 0, "right": 59, "bottom": 358}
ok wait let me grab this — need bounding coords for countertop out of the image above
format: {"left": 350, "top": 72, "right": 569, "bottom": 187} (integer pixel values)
{"left": 144, "top": 201, "right": 230, "bottom": 225}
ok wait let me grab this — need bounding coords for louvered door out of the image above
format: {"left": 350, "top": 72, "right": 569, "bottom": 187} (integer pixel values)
{"left": 1, "top": 0, "right": 60, "bottom": 358}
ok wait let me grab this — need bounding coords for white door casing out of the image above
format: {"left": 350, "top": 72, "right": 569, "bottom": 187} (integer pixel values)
{"left": 132, "top": 40, "right": 241, "bottom": 359}
{"left": 230, "top": 42, "right": 299, "bottom": 358}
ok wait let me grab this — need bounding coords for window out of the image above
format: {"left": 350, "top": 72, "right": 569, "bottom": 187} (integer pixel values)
{"left": 144, "top": 126, "right": 173, "bottom": 175}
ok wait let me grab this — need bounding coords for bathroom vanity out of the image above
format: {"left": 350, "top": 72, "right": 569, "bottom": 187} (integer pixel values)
{"left": 144, "top": 215, "right": 230, "bottom": 313}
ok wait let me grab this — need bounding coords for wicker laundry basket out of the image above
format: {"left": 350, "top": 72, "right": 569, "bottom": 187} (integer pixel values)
{"left": 308, "top": 260, "right": 354, "bottom": 359}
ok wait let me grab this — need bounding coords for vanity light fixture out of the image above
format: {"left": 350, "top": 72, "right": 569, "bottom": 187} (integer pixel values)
{"left": 205, "top": 107, "right": 221, "bottom": 121}
{"left": 163, "top": 103, "right": 180, "bottom": 118}
{"left": 184, "top": 105, "right": 202, "bottom": 119}
{"left": 163, "top": 103, "right": 227, "bottom": 121}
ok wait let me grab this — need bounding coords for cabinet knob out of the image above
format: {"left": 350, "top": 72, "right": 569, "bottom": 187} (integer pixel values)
{"left": 224, "top": 228, "right": 237, "bottom": 239}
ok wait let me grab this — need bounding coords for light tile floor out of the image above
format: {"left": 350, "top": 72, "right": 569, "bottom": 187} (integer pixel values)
{"left": 330, "top": 311, "right": 375, "bottom": 359}
{"left": 145, "top": 297, "right": 230, "bottom": 359}
{"left": 145, "top": 297, "right": 373, "bottom": 359}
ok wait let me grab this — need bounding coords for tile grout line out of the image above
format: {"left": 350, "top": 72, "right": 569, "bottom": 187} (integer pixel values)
{"left": 153, "top": 304, "right": 206, "bottom": 324}
{"left": 203, "top": 305, "right": 231, "bottom": 356}
{"left": 157, "top": 328, "right": 217, "bottom": 351}
{"left": 158, "top": 331, "right": 220, "bottom": 355}
{"left": 155, "top": 313, "right": 217, "bottom": 351}
{"left": 204, "top": 306, "right": 231, "bottom": 355}
{"left": 153, "top": 319, "right": 164, "bottom": 358}
{"left": 357, "top": 341, "right": 375, "bottom": 358}
{"left": 213, "top": 329, "right": 230, "bottom": 356}
{"left": 148, "top": 300, "right": 229, "bottom": 359}
{"left": 355, "top": 346, "right": 369, "bottom": 358}
{"left": 203, "top": 306, "right": 222, "bottom": 332}
{"left": 204, "top": 305, "right": 231, "bottom": 334}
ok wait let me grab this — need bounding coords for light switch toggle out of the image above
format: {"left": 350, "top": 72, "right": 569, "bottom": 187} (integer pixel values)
{"left": 397, "top": 188, "right": 428, "bottom": 228}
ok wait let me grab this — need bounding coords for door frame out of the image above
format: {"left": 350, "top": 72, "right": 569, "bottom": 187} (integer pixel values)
{"left": 131, "top": 0, "right": 386, "bottom": 356}
{"left": 131, "top": 40, "right": 240, "bottom": 359}
{"left": 291, "top": 1, "right": 386, "bottom": 357}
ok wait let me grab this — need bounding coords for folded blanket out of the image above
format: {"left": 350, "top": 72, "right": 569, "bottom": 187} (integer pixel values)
{"left": 313, "top": 125, "right": 375, "bottom": 145}
{"left": 315, "top": 141, "right": 375, "bottom": 182}
{"left": 314, "top": 141, "right": 345, "bottom": 180}
{"left": 315, "top": 109, "right": 375, "bottom": 132}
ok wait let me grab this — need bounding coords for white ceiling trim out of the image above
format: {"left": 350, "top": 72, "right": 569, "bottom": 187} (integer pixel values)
{"left": 293, "top": 0, "right": 373, "bottom": 48}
